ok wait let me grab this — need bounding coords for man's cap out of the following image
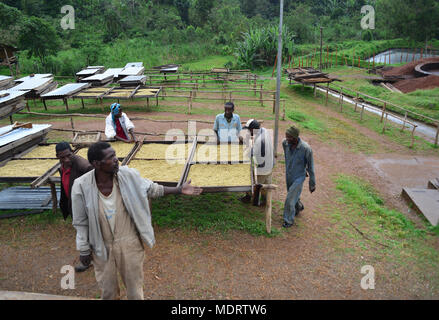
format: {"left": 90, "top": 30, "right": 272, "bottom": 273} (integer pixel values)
{"left": 243, "top": 119, "right": 260, "bottom": 130}
{"left": 286, "top": 126, "right": 300, "bottom": 138}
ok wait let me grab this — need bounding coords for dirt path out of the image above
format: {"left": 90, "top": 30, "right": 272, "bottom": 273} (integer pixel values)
{"left": 0, "top": 90, "right": 438, "bottom": 299}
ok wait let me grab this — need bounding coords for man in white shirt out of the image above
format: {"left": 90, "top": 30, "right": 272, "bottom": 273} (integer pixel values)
{"left": 240, "top": 119, "right": 274, "bottom": 205}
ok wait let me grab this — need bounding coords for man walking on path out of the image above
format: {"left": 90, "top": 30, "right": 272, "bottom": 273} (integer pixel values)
{"left": 282, "top": 126, "right": 316, "bottom": 228}
{"left": 72, "top": 142, "right": 202, "bottom": 299}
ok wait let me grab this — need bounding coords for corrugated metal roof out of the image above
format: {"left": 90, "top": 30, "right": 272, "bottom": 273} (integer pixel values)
{"left": 124, "top": 62, "right": 143, "bottom": 68}
{"left": 15, "top": 74, "right": 53, "bottom": 83}
{"left": 0, "top": 124, "right": 52, "bottom": 147}
{"left": 41, "top": 83, "right": 89, "bottom": 98}
{"left": 119, "top": 75, "right": 147, "bottom": 82}
{"left": 0, "top": 75, "right": 12, "bottom": 82}
{"left": 0, "top": 90, "right": 29, "bottom": 105}
{"left": 81, "top": 73, "right": 114, "bottom": 82}
{"left": 0, "top": 186, "right": 60, "bottom": 210}
{"left": 76, "top": 68, "right": 101, "bottom": 76}
{"left": 119, "top": 67, "right": 145, "bottom": 76}
{"left": 10, "top": 77, "right": 53, "bottom": 91}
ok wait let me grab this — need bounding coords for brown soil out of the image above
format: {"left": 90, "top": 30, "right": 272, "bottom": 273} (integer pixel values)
{"left": 379, "top": 57, "right": 439, "bottom": 93}
{"left": 1, "top": 94, "right": 439, "bottom": 300}
{"left": 381, "top": 57, "right": 439, "bottom": 78}
{"left": 393, "top": 74, "right": 439, "bottom": 93}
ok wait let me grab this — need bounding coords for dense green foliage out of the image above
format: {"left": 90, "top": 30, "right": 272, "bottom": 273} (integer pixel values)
{"left": 0, "top": 0, "right": 438, "bottom": 74}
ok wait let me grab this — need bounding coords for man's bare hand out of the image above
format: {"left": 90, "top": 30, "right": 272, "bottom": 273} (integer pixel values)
{"left": 181, "top": 180, "right": 203, "bottom": 196}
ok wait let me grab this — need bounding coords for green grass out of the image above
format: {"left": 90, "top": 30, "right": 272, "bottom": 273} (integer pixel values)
{"left": 325, "top": 66, "right": 439, "bottom": 123}
{"left": 331, "top": 174, "right": 439, "bottom": 291}
{"left": 0, "top": 193, "right": 279, "bottom": 238}
{"left": 152, "top": 193, "right": 279, "bottom": 237}
{"left": 288, "top": 82, "right": 437, "bottom": 151}
{"left": 181, "top": 55, "right": 236, "bottom": 71}
{"left": 283, "top": 84, "right": 383, "bottom": 154}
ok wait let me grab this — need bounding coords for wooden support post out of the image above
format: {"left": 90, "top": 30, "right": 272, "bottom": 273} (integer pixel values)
{"left": 265, "top": 190, "right": 272, "bottom": 234}
{"left": 339, "top": 88, "right": 343, "bottom": 113}
{"left": 26, "top": 100, "right": 30, "bottom": 112}
{"left": 162, "top": 87, "right": 165, "bottom": 100}
{"left": 354, "top": 93, "right": 359, "bottom": 112}
{"left": 381, "top": 102, "right": 386, "bottom": 123}
{"left": 64, "top": 98, "right": 69, "bottom": 112}
{"left": 70, "top": 117, "right": 75, "bottom": 138}
{"left": 146, "top": 98, "right": 150, "bottom": 109}
{"left": 260, "top": 85, "right": 263, "bottom": 106}
{"left": 361, "top": 104, "right": 365, "bottom": 121}
{"left": 435, "top": 124, "right": 439, "bottom": 147}
{"left": 313, "top": 84, "right": 316, "bottom": 97}
{"left": 156, "top": 96, "right": 159, "bottom": 106}
{"left": 9, "top": 115, "right": 13, "bottom": 124}
{"left": 272, "top": 93, "right": 276, "bottom": 114}
{"left": 382, "top": 113, "right": 388, "bottom": 133}
{"left": 50, "top": 182, "right": 57, "bottom": 215}
{"left": 401, "top": 111, "right": 408, "bottom": 131}
{"left": 411, "top": 126, "right": 416, "bottom": 148}
{"left": 42, "top": 99, "right": 48, "bottom": 111}
{"left": 325, "top": 83, "right": 329, "bottom": 106}
{"left": 188, "top": 90, "right": 193, "bottom": 114}
{"left": 261, "top": 184, "right": 277, "bottom": 234}
{"left": 3, "top": 47, "right": 14, "bottom": 77}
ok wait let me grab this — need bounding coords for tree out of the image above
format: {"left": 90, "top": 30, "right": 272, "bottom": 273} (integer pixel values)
{"left": 0, "top": 2, "right": 23, "bottom": 46}
{"left": 377, "top": 0, "right": 439, "bottom": 41}
{"left": 18, "top": 16, "right": 61, "bottom": 64}
{"left": 193, "top": 0, "right": 214, "bottom": 27}
{"left": 174, "top": 0, "right": 191, "bottom": 25}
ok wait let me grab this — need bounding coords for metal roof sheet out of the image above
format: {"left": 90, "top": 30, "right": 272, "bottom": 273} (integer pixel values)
{"left": 119, "top": 67, "right": 145, "bottom": 76}
{"left": 0, "top": 89, "right": 29, "bottom": 105}
{"left": 124, "top": 62, "right": 143, "bottom": 68}
{"left": 76, "top": 68, "right": 101, "bottom": 76}
{"left": 41, "top": 83, "right": 89, "bottom": 98}
{"left": 0, "top": 124, "right": 52, "bottom": 147}
{"left": 0, "top": 75, "right": 12, "bottom": 82}
{"left": 81, "top": 73, "right": 114, "bottom": 82}
{"left": 10, "top": 77, "right": 53, "bottom": 91}
{"left": 119, "top": 75, "right": 147, "bottom": 82}
{"left": 15, "top": 74, "right": 53, "bottom": 83}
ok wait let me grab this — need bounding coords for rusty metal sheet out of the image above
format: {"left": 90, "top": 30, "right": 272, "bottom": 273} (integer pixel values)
{"left": 402, "top": 188, "right": 439, "bottom": 226}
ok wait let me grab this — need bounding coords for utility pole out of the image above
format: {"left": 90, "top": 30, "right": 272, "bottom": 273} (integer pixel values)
{"left": 273, "top": 0, "right": 284, "bottom": 157}
{"left": 320, "top": 27, "right": 323, "bottom": 71}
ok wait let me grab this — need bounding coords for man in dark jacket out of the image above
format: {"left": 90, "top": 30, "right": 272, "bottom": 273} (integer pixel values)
{"left": 56, "top": 142, "right": 93, "bottom": 271}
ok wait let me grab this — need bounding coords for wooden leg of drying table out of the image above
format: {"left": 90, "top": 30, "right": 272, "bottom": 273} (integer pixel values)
{"left": 265, "top": 190, "right": 272, "bottom": 234}
{"left": 50, "top": 182, "right": 57, "bottom": 215}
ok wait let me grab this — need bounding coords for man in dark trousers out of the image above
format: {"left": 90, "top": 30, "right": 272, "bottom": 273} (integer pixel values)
{"left": 282, "top": 126, "right": 316, "bottom": 228}
{"left": 56, "top": 142, "right": 93, "bottom": 271}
